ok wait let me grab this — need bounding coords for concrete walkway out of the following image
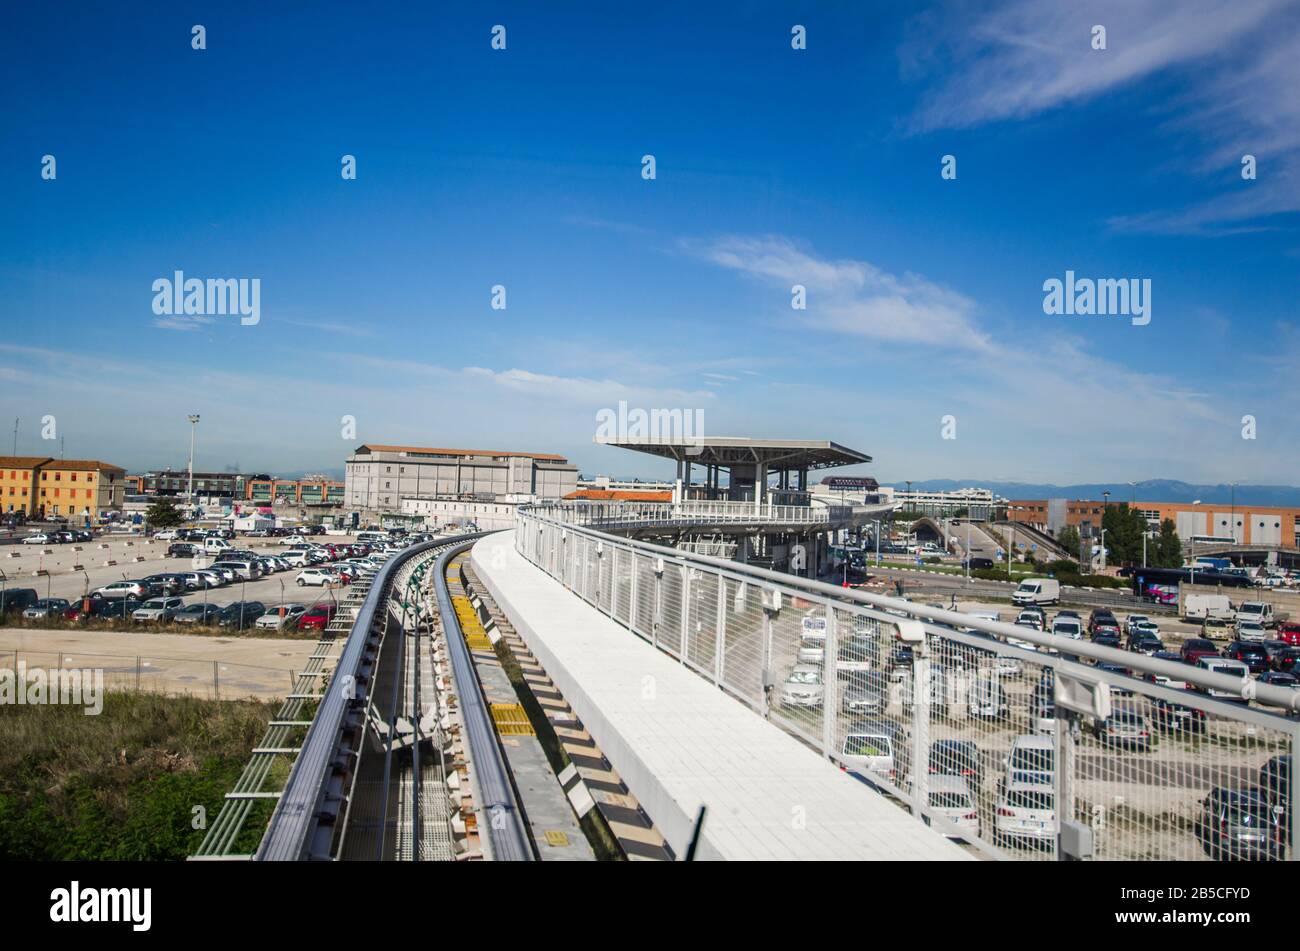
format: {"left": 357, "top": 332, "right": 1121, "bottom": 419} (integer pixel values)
{"left": 471, "top": 531, "right": 969, "bottom": 861}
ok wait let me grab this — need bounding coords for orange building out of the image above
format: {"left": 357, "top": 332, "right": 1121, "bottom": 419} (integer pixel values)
{"left": 1008, "top": 499, "right": 1300, "bottom": 549}
{"left": 36, "top": 459, "right": 127, "bottom": 520}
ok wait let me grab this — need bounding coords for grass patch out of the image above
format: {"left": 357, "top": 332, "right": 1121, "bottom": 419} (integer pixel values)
{"left": 0, "top": 691, "right": 274, "bottom": 859}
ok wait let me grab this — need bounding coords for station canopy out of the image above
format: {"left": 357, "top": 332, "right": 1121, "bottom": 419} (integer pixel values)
{"left": 594, "top": 436, "right": 871, "bottom": 471}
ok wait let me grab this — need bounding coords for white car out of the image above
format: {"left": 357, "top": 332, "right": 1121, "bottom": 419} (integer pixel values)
{"left": 133, "top": 597, "right": 185, "bottom": 622}
{"left": 296, "top": 568, "right": 337, "bottom": 587}
{"left": 152, "top": 530, "right": 179, "bottom": 541}
{"left": 254, "top": 603, "right": 309, "bottom": 630}
{"left": 928, "top": 775, "right": 980, "bottom": 842}
{"left": 1236, "top": 620, "right": 1267, "bottom": 642}
{"left": 1125, "top": 615, "right": 1150, "bottom": 636}
{"left": 92, "top": 580, "right": 148, "bottom": 600}
{"left": 779, "top": 664, "right": 824, "bottom": 708}
{"left": 994, "top": 782, "right": 1056, "bottom": 848}
{"left": 840, "top": 724, "right": 900, "bottom": 784}
{"left": 280, "top": 535, "right": 308, "bottom": 546}
{"left": 1050, "top": 618, "right": 1082, "bottom": 639}
{"left": 22, "top": 533, "right": 50, "bottom": 545}
{"left": 797, "top": 633, "right": 826, "bottom": 665}
{"left": 282, "top": 551, "right": 311, "bottom": 568}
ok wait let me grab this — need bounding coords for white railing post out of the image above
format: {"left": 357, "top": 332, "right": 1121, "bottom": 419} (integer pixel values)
{"left": 714, "top": 572, "right": 726, "bottom": 686}
{"left": 911, "top": 640, "right": 931, "bottom": 820}
{"left": 680, "top": 565, "right": 691, "bottom": 665}
{"left": 821, "top": 608, "right": 838, "bottom": 759}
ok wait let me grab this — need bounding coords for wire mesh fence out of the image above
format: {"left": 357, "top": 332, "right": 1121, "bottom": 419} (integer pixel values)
{"left": 0, "top": 647, "right": 297, "bottom": 701}
{"left": 517, "top": 507, "right": 1300, "bottom": 861}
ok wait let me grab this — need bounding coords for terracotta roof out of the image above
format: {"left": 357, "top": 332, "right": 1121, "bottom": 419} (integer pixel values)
{"left": 0, "top": 456, "right": 53, "bottom": 468}
{"left": 41, "top": 459, "right": 127, "bottom": 473}
{"left": 355, "top": 443, "right": 568, "bottom": 462}
{"left": 564, "top": 489, "right": 673, "bottom": 502}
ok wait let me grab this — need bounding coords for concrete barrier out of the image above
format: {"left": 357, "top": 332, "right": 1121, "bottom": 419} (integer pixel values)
{"left": 97, "top": 543, "right": 109, "bottom": 550}
{"left": 132, "top": 555, "right": 145, "bottom": 563}
{"left": 6, "top": 552, "right": 20, "bottom": 559}
{"left": 103, "top": 560, "right": 117, "bottom": 567}
{"left": 71, "top": 564, "right": 84, "bottom": 571}
{"left": 32, "top": 569, "right": 48, "bottom": 577}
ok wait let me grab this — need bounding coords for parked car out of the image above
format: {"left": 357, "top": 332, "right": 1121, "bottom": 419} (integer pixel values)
{"left": 1128, "top": 632, "right": 1164, "bottom": 655}
{"left": 1151, "top": 695, "right": 1207, "bottom": 734}
{"left": 174, "top": 603, "right": 224, "bottom": 625}
{"left": 167, "top": 542, "right": 200, "bottom": 558}
{"left": 1201, "top": 616, "right": 1235, "bottom": 641}
{"left": 1093, "top": 709, "right": 1153, "bottom": 750}
{"left": 1225, "top": 641, "right": 1270, "bottom": 675}
{"left": 840, "top": 720, "right": 902, "bottom": 785}
{"left": 22, "top": 598, "right": 70, "bottom": 620}
{"left": 1050, "top": 618, "right": 1082, "bottom": 639}
{"left": 152, "top": 529, "right": 180, "bottom": 541}
{"left": 142, "top": 574, "right": 186, "bottom": 596}
{"left": 22, "top": 533, "right": 50, "bottom": 545}
{"left": 1236, "top": 620, "right": 1269, "bottom": 643}
{"left": 1087, "top": 609, "right": 1120, "bottom": 636}
{"left": 1277, "top": 622, "right": 1300, "bottom": 646}
{"left": 1195, "top": 788, "right": 1284, "bottom": 861}
{"left": 133, "top": 597, "right": 185, "bottom": 622}
{"left": 926, "top": 775, "right": 980, "bottom": 842}
{"left": 92, "top": 598, "right": 143, "bottom": 621}
{"left": 297, "top": 567, "right": 341, "bottom": 587}
{"left": 218, "top": 601, "right": 267, "bottom": 629}
{"left": 840, "top": 671, "right": 887, "bottom": 716}
{"left": 1180, "top": 638, "right": 1219, "bottom": 664}
{"left": 929, "top": 739, "right": 982, "bottom": 789}
{"left": 780, "top": 664, "right": 824, "bottom": 709}
{"left": 1258, "top": 671, "right": 1300, "bottom": 690}
{"left": 90, "top": 580, "right": 149, "bottom": 600}
{"left": 254, "top": 603, "right": 309, "bottom": 631}
{"left": 994, "top": 782, "right": 1056, "bottom": 849}
{"left": 1194, "top": 656, "right": 1251, "bottom": 703}
{"left": 968, "top": 676, "right": 1010, "bottom": 720}
{"left": 298, "top": 602, "right": 338, "bottom": 631}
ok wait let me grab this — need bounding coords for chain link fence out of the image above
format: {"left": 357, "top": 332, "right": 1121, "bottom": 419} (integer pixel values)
{"left": 517, "top": 506, "right": 1300, "bottom": 861}
{"left": 0, "top": 647, "right": 297, "bottom": 701}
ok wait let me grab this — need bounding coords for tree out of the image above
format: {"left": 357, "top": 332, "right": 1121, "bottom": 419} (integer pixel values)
{"left": 146, "top": 497, "right": 183, "bottom": 529}
{"left": 1102, "top": 503, "right": 1148, "bottom": 566}
{"left": 1153, "top": 518, "right": 1183, "bottom": 568}
{"left": 1057, "top": 525, "right": 1081, "bottom": 560}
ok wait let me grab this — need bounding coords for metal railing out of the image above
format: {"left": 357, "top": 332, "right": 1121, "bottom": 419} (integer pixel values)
{"left": 517, "top": 505, "right": 1300, "bottom": 861}
{"left": 524, "top": 499, "right": 867, "bottom": 530}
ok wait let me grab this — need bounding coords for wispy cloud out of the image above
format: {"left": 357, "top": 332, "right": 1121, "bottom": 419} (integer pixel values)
{"left": 686, "top": 235, "right": 993, "bottom": 351}
{"left": 905, "top": 0, "right": 1300, "bottom": 233}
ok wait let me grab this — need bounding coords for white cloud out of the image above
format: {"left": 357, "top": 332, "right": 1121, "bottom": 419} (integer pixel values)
{"left": 687, "top": 235, "right": 993, "bottom": 351}
{"left": 905, "top": 0, "right": 1300, "bottom": 232}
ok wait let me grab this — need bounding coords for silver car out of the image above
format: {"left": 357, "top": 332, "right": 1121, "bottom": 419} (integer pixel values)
{"left": 23, "top": 598, "right": 70, "bottom": 619}
{"left": 133, "top": 597, "right": 185, "bottom": 622}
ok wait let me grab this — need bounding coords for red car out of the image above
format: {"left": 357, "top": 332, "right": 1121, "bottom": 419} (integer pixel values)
{"left": 1277, "top": 623, "right": 1300, "bottom": 646}
{"left": 298, "top": 603, "right": 337, "bottom": 632}
{"left": 1180, "top": 638, "right": 1220, "bottom": 664}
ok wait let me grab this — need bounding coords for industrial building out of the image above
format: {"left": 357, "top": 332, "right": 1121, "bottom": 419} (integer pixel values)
{"left": 1007, "top": 498, "right": 1300, "bottom": 550}
{"left": 344, "top": 443, "right": 579, "bottom": 519}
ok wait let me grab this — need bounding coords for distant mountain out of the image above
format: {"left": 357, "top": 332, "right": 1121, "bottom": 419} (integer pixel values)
{"left": 886, "top": 479, "right": 1300, "bottom": 507}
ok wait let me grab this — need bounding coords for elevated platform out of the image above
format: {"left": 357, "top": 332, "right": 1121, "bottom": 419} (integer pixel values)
{"left": 471, "top": 530, "right": 969, "bottom": 861}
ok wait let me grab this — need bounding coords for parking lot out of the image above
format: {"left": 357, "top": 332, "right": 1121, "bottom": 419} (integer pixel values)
{"left": 0, "top": 532, "right": 387, "bottom": 632}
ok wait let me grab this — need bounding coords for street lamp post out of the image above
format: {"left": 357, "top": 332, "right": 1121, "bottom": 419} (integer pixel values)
{"left": 187, "top": 415, "right": 200, "bottom": 518}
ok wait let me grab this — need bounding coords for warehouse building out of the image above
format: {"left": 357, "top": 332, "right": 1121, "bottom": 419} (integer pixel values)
{"left": 344, "top": 443, "right": 579, "bottom": 515}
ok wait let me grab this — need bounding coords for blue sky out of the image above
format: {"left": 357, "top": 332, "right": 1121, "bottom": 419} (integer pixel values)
{"left": 2, "top": 1, "right": 1298, "bottom": 486}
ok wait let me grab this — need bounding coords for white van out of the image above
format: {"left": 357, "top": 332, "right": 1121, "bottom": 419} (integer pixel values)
{"left": 1012, "top": 578, "right": 1060, "bottom": 606}
{"left": 1185, "top": 594, "right": 1233, "bottom": 621}
{"left": 203, "top": 536, "right": 231, "bottom": 555}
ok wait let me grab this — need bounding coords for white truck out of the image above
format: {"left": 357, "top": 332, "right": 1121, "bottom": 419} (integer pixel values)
{"left": 1236, "top": 601, "right": 1287, "bottom": 629}
{"left": 1011, "top": 577, "right": 1060, "bottom": 606}
{"left": 1184, "top": 593, "right": 1234, "bottom": 621}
